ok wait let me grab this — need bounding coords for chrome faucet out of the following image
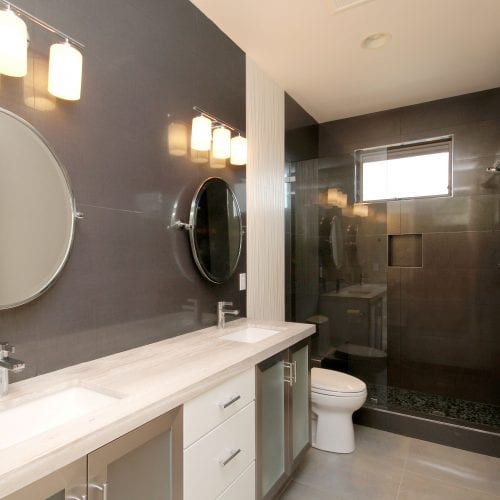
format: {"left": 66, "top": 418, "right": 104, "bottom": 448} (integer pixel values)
{"left": 0, "top": 342, "right": 25, "bottom": 396}
{"left": 217, "top": 301, "right": 239, "bottom": 329}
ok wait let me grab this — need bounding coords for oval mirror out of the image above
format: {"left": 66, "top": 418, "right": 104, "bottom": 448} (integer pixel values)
{"left": 189, "top": 177, "right": 242, "bottom": 284}
{"left": 0, "top": 108, "right": 75, "bottom": 309}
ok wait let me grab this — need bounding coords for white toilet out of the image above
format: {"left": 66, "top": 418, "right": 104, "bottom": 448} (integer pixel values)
{"left": 311, "top": 368, "right": 367, "bottom": 454}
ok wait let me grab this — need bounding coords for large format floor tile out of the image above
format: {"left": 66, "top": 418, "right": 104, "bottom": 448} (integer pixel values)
{"left": 281, "top": 425, "right": 500, "bottom": 500}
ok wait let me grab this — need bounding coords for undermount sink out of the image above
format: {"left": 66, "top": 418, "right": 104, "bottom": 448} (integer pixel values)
{"left": 220, "top": 327, "right": 280, "bottom": 344}
{"left": 0, "top": 386, "right": 119, "bottom": 451}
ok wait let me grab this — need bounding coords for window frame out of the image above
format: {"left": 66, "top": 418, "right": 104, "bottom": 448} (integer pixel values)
{"left": 354, "top": 136, "right": 453, "bottom": 203}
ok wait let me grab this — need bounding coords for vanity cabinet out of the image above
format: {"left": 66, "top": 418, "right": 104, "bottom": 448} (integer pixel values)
{"left": 257, "top": 338, "right": 310, "bottom": 500}
{"left": 183, "top": 368, "right": 256, "bottom": 500}
{"left": 5, "top": 407, "right": 182, "bottom": 500}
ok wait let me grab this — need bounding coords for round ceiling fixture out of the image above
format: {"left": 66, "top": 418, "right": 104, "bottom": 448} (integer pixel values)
{"left": 361, "top": 32, "right": 392, "bottom": 49}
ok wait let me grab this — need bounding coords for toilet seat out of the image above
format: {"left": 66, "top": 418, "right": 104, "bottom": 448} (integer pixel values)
{"left": 311, "top": 368, "right": 366, "bottom": 395}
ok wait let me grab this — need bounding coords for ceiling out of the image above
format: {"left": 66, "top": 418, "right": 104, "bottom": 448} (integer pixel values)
{"left": 190, "top": 0, "right": 500, "bottom": 123}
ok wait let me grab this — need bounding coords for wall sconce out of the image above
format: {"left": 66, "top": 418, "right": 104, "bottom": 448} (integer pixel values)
{"left": 230, "top": 135, "right": 247, "bottom": 166}
{"left": 0, "top": 0, "right": 84, "bottom": 101}
{"left": 191, "top": 148, "right": 209, "bottom": 164}
{"left": 48, "top": 40, "right": 82, "bottom": 100}
{"left": 192, "top": 106, "right": 246, "bottom": 167}
{"left": 191, "top": 115, "right": 212, "bottom": 151}
{"left": 212, "top": 126, "right": 231, "bottom": 159}
{"left": 167, "top": 121, "right": 188, "bottom": 157}
{"left": 0, "top": 6, "right": 28, "bottom": 77}
{"left": 353, "top": 203, "right": 369, "bottom": 217}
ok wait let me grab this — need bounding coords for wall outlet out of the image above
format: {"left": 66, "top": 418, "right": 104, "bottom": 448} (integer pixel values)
{"left": 239, "top": 273, "right": 247, "bottom": 291}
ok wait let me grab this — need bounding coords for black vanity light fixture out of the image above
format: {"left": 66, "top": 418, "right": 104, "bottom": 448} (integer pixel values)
{"left": 0, "top": 0, "right": 84, "bottom": 100}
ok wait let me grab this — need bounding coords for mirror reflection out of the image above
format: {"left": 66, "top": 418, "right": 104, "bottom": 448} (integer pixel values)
{"left": 189, "top": 177, "right": 242, "bottom": 284}
{"left": 0, "top": 108, "right": 75, "bottom": 309}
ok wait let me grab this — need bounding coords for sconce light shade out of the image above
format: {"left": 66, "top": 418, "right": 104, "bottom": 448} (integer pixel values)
{"left": 168, "top": 122, "right": 188, "bottom": 156}
{"left": 353, "top": 203, "right": 369, "bottom": 217}
{"left": 191, "top": 115, "right": 212, "bottom": 151}
{"left": 327, "top": 188, "right": 339, "bottom": 206}
{"left": 230, "top": 135, "right": 247, "bottom": 165}
{"left": 191, "top": 148, "right": 209, "bottom": 164}
{"left": 48, "top": 41, "right": 82, "bottom": 100}
{"left": 0, "top": 9, "right": 28, "bottom": 77}
{"left": 212, "top": 126, "right": 231, "bottom": 159}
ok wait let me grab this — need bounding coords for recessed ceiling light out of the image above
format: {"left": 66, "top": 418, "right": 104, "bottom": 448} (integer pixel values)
{"left": 361, "top": 32, "right": 392, "bottom": 49}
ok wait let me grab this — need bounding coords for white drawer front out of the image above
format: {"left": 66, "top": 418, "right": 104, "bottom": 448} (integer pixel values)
{"left": 216, "top": 461, "right": 255, "bottom": 500}
{"left": 184, "top": 368, "right": 255, "bottom": 448}
{"left": 184, "top": 402, "right": 255, "bottom": 500}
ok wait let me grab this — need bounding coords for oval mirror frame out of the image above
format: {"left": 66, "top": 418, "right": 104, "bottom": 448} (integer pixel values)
{"left": 188, "top": 177, "right": 242, "bottom": 284}
{"left": 0, "top": 107, "right": 76, "bottom": 310}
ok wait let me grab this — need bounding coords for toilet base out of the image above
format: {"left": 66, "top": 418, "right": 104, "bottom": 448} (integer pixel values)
{"left": 311, "top": 411, "right": 356, "bottom": 453}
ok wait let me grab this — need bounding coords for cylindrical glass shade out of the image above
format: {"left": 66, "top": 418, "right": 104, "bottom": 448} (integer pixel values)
{"left": 48, "top": 42, "right": 83, "bottom": 101}
{"left": 0, "top": 9, "right": 28, "bottom": 77}
{"left": 210, "top": 149, "right": 226, "bottom": 169}
{"left": 191, "top": 115, "right": 212, "bottom": 151}
{"left": 230, "top": 135, "right": 247, "bottom": 165}
{"left": 212, "top": 126, "right": 231, "bottom": 159}
{"left": 338, "top": 192, "right": 348, "bottom": 208}
{"left": 168, "top": 122, "right": 188, "bottom": 156}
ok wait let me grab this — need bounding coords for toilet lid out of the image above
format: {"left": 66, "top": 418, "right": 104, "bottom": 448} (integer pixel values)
{"left": 311, "top": 368, "right": 366, "bottom": 393}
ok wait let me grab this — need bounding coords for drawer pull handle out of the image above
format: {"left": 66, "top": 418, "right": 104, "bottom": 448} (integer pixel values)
{"left": 89, "top": 482, "right": 108, "bottom": 500}
{"left": 220, "top": 395, "right": 241, "bottom": 409}
{"left": 220, "top": 448, "right": 241, "bottom": 466}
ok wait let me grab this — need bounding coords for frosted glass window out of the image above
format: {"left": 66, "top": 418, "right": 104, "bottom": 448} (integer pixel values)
{"left": 358, "top": 139, "right": 452, "bottom": 202}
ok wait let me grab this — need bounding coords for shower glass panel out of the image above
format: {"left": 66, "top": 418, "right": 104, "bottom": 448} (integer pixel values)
{"left": 286, "top": 150, "right": 500, "bottom": 433}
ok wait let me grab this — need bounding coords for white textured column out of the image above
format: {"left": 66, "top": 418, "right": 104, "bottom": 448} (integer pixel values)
{"left": 246, "top": 58, "right": 285, "bottom": 321}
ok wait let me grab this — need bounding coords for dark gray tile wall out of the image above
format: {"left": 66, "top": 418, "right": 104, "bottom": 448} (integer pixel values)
{"left": 319, "top": 87, "right": 500, "bottom": 405}
{"left": 0, "top": 0, "right": 246, "bottom": 381}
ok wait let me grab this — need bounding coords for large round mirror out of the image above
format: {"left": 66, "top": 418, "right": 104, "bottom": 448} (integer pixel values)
{"left": 189, "top": 177, "right": 242, "bottom": 284}
{"left": 0, "top": 108, "right": 75, "bottom": 309}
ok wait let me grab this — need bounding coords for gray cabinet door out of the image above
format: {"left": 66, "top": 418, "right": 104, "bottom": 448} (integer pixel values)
{"left": 257, "top": 339, "right": 311, "bottom": 500}
{"left": 87, "top": 407, "right": 182, "bottom": 500}
{"left": 256, "top": 350, "right": 289, "bottom": 500}
{"left": 5, "top": 458, "right": 87, "bottom": 500}
{"left": 290, "top": 340, "right": 311, "bottom": 468}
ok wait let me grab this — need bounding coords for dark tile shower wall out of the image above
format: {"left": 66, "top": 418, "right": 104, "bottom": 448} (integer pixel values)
{"left": 0, "top": 0, "right": 246, "bottom": 380}
{"left": 319, "top": 88, "right": 500, "bottom": 406}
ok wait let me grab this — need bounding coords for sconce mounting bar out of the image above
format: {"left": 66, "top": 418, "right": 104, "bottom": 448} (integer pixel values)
{"left": 193, "top": 106, "right": 244, "bottom": 136}
{"left": 1, "top": 0, "right": 85, "bottom": 49}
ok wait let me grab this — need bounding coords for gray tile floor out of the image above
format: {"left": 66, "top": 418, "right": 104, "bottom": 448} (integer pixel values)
{"left": 280, "top": 425, "right": 500, "bottom": 500}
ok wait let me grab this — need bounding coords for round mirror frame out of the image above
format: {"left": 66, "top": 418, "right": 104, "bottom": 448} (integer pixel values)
{"left": 188, "top": 177, "right": 243, "bottom": 284}
{"left": 0, "top": 107, "right": 77, "bottom": 310}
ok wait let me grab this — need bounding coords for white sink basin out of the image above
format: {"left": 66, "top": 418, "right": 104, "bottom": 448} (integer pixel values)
{"left": 220, "top": 327, "right": 280, "bottom": 344}
{"left": 0, "top": 386, "right": 118, "bottom": 450}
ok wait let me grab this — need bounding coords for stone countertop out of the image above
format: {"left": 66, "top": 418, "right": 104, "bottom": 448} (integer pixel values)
{"left": 0, "top": 318, "right": 314, "bottom": 497}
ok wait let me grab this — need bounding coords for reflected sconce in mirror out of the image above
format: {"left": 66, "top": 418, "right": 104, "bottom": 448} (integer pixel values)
{"left": 191, "top": 106, "right": 247, "bottom": 167}
{"left": 353, "top": 203, "right": 369, "bottom": 217}
{"left": 327, "top": 188, "right": 347, "bottom": 208}
{"left": 0, "top": 0, "right": 84, "bottom": 101}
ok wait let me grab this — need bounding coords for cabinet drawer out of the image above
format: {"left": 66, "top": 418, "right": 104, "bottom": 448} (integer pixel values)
{"left": 184, "top": 402, "right": 255, "bottom": 500}
{"left": 184, "top": 368, "right": 255, "bottom": 448}
{"left": 216, "top": 461, "right": 256, "bottom": 500}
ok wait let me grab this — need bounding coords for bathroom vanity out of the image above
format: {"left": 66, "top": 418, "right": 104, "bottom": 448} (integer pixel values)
{"left": 0, "top": 319, "right": 314, "bottom": 500}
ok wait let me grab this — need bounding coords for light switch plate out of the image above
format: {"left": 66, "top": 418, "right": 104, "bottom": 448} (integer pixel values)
{"left": 239, "top": 273, "right": 247, "bottom": 291}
